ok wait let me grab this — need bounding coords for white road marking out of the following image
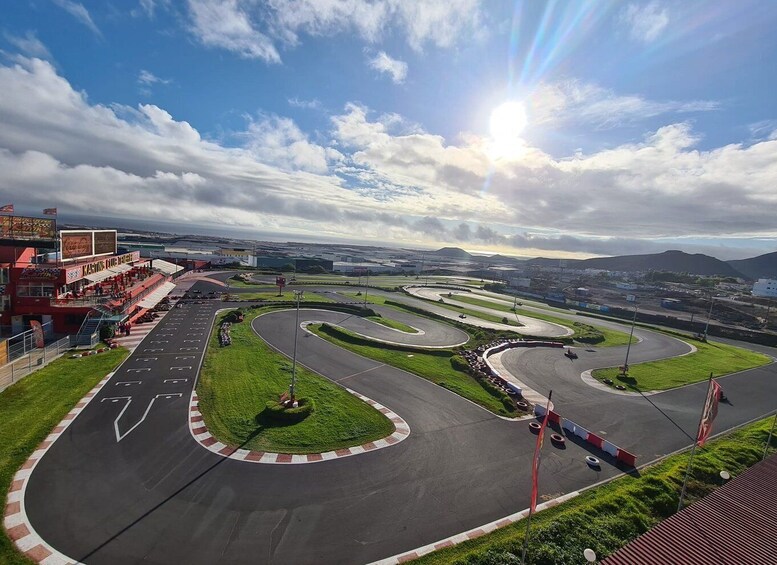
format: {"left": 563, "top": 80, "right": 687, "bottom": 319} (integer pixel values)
{"left": 170, "top": 366, "right": 192, "bottom": 370}
{"left": 144, "top": 348, "right": 163, "bottom": 352}
{"left": 164, "top": 378, "right": 188, "bottom": 384}
{"left": 127, "top": 368, "right": 151, "bottom": 373}
{"left": 110, "top": 393, "right": 184, "bottom": 442}
{"left": 176, "top": 355, "right": 195, "bottom": 360}
{"left": 136, "top": 357, "right": 157, "bottom": 362}
{"left": 115, "top": 381, "right": 141, "bottom": 386}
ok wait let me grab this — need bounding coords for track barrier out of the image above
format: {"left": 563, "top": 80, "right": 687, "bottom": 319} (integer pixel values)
{"left": 535, "top": 404, "right": 637, "bottom": 467}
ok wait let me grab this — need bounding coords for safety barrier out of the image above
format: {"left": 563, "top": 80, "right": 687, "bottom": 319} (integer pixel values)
{"left": 536, "top": 404, "right": 637, "bottom": 467}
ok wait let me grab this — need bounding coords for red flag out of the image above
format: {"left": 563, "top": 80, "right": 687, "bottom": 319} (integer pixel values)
{"left": 697, "top": 379, "right": 721, "bottom": 446}
{"left": 0, "top": 204, "right": 13, "bottom": 213}
{"left": 530, "top": 393, "right": 553, "bottom": 513}
{"left": 43, "top": 208, "right": 57, "bottom": 216}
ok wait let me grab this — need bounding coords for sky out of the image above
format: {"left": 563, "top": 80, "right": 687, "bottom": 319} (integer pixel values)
{"left": 1, "top": 1, "right": 776, "bottom": 261}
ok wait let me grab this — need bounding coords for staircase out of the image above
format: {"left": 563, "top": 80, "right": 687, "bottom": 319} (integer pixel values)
{"left": 72, "top": 311, "right": 104, "bottom": 348}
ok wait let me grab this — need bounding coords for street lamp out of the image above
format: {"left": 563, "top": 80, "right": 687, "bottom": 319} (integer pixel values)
{"left": 621, "top": 303, "right": 638, "bottom": 375}
{"left": 702, "top": 294, "right": 715, "bottom": 342}
{"left": 288, "top": 290, "right": 304, "bottom": 402}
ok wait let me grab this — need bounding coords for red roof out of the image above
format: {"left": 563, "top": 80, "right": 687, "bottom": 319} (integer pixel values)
{"left": 603, "top": 453, "right": 777, "bottom": 565}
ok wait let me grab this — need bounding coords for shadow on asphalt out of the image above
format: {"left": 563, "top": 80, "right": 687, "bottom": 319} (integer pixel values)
{"left": 77, "top": 431, "right": 263, "bottom": 562}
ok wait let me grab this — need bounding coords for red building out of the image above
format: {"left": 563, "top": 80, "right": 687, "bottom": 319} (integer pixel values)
{"left": 1, "top": 217, "right": 175, "bottom": 337}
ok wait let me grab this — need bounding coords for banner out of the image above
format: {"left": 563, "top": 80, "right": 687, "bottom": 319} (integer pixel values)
{"left": 0, "top": 204, "right": 13, "bottom": 213}
{"left": 697, "top": 379, "right": 721, "bottom": 446}
{"left": 530, "top": 392, "right": 553, "bottom": 512}
{"left": 0, "top": 215, "right": 56, "bottom": 240}
{"left": 43, "top": 208, "right": 57, "bottom": 216}
{"left": 30, "top": 320, "right": 45, "bottom": 348}
{"left": 93, "top": 230, "right": 117, "bottom": 255}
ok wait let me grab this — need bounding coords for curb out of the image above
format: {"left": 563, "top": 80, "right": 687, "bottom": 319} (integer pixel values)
{"left": 187, "top": 388, "right": 411, "bottom": 464}
{"left": 4, "top": 373, "right": 116, "bottom": 565}
{"left": 369, "top": 491, "right": 581, "bottom": 564}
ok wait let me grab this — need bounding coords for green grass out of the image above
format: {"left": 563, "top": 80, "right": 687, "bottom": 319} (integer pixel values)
{"left": 366, "top": 315, "right": 419, "bottom": 333}
{"left": 340, "top": 291, "right": 390, "bottom": 305}
{"left": 196, "top": 310, "right": 394, "bottom": 453}
{"left": 235, "top": 291, "right": 333, "bottom": 302}
{"left": 310, "top": 323, "right": 517, "bottom": 417}
{"left": 593, "top": 338, "right": 772, "bottom": 391}
{"left": 449, "top": 294, "right": 634, "bottom": 347}
{"left": 1, "top": 347, "right": 129, "bottom": 565}
{"left": 412, "top": 415, "right": 777, "bottom": 565}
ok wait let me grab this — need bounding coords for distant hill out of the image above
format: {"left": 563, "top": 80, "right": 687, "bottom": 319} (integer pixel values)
{"left": 527, "top": 250, "right": 746, "bottom": 277}
{"left": 576, "top": 251, "right": 746, "bottom": 277}
{"left": 728, "top": 251, "right": 777, "bottom": 280}
{"left": 431, "top": 247, "right": 472, "bottom": 259}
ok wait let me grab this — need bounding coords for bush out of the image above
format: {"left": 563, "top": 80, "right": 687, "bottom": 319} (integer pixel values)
{"left": 502, "top": 316, "right": 509, "bottom": 324}
{"left": 450, "top": 354, "right": 469, "bottom": 372}
{"left": 225, "top": 309, "right": 245, "bottom": 323}
{"left": 100, "top": 324, "right": 115, "bottom": 340}
{"left": 263, "top": 397, "right": 314, "bottom": 423}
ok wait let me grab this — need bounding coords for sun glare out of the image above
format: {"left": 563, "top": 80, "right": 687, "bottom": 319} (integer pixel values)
{"left": 488, "top": 101, "right": 528, "bottom": 160}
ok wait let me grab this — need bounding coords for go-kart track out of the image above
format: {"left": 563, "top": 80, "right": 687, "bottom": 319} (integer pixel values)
{"left": 7, "top": 273, "right": 777, "bottom": 565}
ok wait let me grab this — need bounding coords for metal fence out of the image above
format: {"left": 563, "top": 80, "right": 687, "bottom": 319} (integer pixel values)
{"left": 0, "top": 336, "right": 71, "bottom": 393}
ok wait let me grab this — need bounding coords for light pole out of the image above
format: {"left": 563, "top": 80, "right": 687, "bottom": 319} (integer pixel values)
{"left": 363, "top": 269, "right": 370, "bottom": 308}
{"left": 702, "top": 295, "right": 715, "bottom": 342}
{"left": 621, "top": 303, "right": 638, "bottom": 375}
{"left": 288, "top": 290, "right": 304, "bottom": 402}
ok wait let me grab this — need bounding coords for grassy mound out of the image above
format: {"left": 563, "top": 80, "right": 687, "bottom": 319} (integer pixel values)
{"left": 197, "top": 310, "right": 394, "bottom": 453}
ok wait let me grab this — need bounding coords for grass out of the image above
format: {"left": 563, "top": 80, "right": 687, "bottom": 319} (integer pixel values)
{"left": 196, "top": 310, "right": 394, "bottom": 453}
{"left": 592, "top": 337, "right": 772, "bottom": 391}
{"left": 366, "top": 315, "right": 419, "bottom": 333}
{"left": 412, "top": 415, "right": 777, "bottom": 564}
{"left": 1, "top": 347, "right": 129, "bottom": 565}
{"left": 310, "top": 323, "right": 517, "bottom": 418}
{"left": 449, "top": 294, "right": 634, "bottom": 347}
{"left": 234, "top": 291, "right": 333, "bottom": 302}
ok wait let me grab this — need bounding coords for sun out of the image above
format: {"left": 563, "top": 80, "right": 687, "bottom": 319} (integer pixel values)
{"left": 488, "top": 101, "right": 528, "bottom": 160}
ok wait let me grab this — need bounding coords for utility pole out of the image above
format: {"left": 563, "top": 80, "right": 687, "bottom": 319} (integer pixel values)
{"left": 288, "top": 290, "right": 304, "bottom": 402}
{"left": 621, "top": 303, "right": 638, "bottom": 375}
{"left": 702, "top": 294, "right": 715, "bottom": 342}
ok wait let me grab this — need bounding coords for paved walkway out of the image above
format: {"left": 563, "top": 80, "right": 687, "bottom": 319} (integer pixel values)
{"left": 110, "top": 312, "right": 168, "bottom": 353}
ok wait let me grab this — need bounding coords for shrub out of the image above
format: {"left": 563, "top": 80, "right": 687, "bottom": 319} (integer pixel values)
{"left": 263, "top": 397, "right": 314, "bottom": 423}
{"left": 450, "top": 354, "right": 469, "bottom": 372}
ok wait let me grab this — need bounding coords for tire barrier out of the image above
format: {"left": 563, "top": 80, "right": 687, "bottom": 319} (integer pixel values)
{"left": 535, "top": 404, "right": 637, "bottom": 467}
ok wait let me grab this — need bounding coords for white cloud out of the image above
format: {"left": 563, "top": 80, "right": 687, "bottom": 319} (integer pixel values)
{"left": 138, "top": 70, "right": 171, "bottom": 85}
{"left": 52, "top": 0, "right": 102, "bottom": 37}
{"left": 4, "top": 31, "right": 53, "bottom": 60}
{"left": 528, "top": 80, "right": 719, "bottom": 129}
{"left": 186, "top": 0, "right": 484, "bottom": 61}
{"left": 187, "top": 0, "right": 281, "bottom": 62}
{"left": 620, "top": 2, "right": 668, "bottom": 43}
{"left": 367, "top": 51, "right": 407, "bottom": 83}
{"left": 288, "top": 97, "right": 321, "bottom": 110}
{"left": 1, "top": 57, "right": 775, "bottom": 257}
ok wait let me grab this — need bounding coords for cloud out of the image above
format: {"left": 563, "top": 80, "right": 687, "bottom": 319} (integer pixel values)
{"left": 185, "top": 0, "right": 484, "bottom": 61}
{"left": 368, "top": 51, "right": 408, "bottom": 83}
{"left": 620, "top": 2, "right": 668, "bottom": 43}
{"left": 0, "top": 57, "right": 775, "bottom": 259}
{"left": 4, "top": 31, "right": 52, "bottom": 60}
{"left": 288, "top": 97, "right": 321, "bottom": 110}
{"left": 528, "top": 79, "right": 719, "bottom": 129}
{"left": 187, "top": 0, "right": 281, "bottom": 62}
{"left": 138, "top": 70, "right": 171, "bottom": 86}
{"left": 52, "top": 0, "right": 102, "bottom": 37}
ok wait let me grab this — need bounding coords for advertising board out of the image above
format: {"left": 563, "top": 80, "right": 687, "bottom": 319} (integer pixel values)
{"left": 93, "top": 230, "right": 117, "bottom": 256}
{"left": 61, "top": 231, "right": 94, "bottom": 260}
{"left": 0, "top": 215, "right": 56, "bottom": 241}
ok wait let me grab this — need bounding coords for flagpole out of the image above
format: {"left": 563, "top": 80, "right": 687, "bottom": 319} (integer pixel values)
{"left": 678, "top": 373, "right": 713, "bottom": 511}
{"left": 521, "top": 390, "right": 552, "bottom": 565}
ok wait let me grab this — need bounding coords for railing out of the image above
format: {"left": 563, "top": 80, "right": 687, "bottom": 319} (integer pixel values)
{"left": 5, "top": 321, "right": 55, "bottom": 360}
{"left": 0, "top": 336, "right": 71, "bottom": 393}
{"left": 49, "top": 295, "right": 111, "bottom": 308}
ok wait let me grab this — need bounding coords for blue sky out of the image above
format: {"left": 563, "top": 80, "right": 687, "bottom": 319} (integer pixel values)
{"left": 1, "top": 0, "right": 776, "bottom": 260}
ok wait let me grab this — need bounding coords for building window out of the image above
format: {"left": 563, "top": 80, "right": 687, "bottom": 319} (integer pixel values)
{"left": 0, "top": 268, "right": 8, "bottom": 284}
{"left": 0, "top": 296, "right": 9, "bottom": 311}
{"left": 16, "top": 283, "right": 55, "bottom": 297}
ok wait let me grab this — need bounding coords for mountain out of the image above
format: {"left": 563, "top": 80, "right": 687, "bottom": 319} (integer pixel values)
{"left": 431, "top": 247, "right": 472, "bottom": 260}
{"left": 576, "top": 251, "right": 746, "bottom": 277}
{"left": 728, "top": 251, "right": 777, "bottom": 280}
{"left": 528, "top": 251, "right": 746, "bottom": 277}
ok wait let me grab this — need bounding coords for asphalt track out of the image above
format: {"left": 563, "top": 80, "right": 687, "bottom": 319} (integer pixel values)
{"left": 20, "top": 275, "right": 777, "bottom": 564}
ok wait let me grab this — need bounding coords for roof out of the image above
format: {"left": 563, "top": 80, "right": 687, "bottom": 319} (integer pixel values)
{"left": 603, "top": 453, "right": 777, "bottom": 565}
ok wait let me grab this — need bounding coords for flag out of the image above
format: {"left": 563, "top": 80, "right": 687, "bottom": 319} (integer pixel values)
{"left": 530, "top": 392, "right": 553, "bottom": 513}
{"left": 0, "top": 204, "right": 13, "bottom": 213}
{"left": 697, "top": 379, "right": 721, "bottom": 446}
{"left": 43, "top": 208, "right": 57, "bottom": 216}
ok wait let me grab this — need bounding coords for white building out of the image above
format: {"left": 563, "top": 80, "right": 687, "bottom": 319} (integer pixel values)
{"left": 752, "top": 278, "right": 777, "bottom": 298}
